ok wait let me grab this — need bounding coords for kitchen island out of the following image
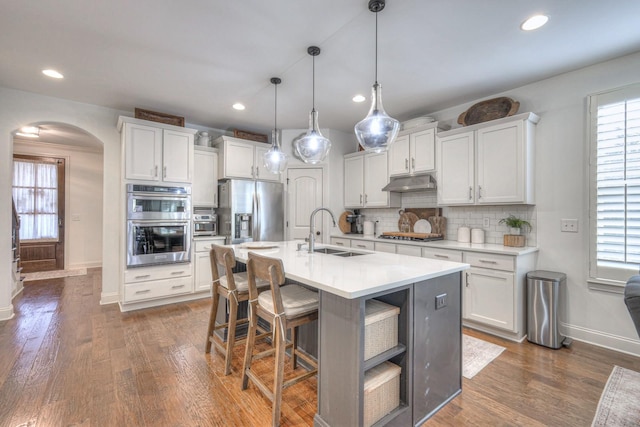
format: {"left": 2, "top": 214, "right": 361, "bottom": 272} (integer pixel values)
{"left": 230, "top": 241, "right": 469, "bottom": 427}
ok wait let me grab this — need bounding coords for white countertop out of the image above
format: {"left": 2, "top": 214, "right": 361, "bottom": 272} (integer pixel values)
{"left": 332, "top": 233, "right": 538, "bottom": 256}
{"left": 229, "top": 241, "right": 469, "bottom": 300}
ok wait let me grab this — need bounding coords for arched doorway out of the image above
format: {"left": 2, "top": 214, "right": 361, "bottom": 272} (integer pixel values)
{"left": 11, "top": 122, "right": 104, "bottom": 275}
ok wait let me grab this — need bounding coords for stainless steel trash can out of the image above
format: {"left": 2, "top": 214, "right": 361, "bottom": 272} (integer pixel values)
{"left": 527, "top": 270, "right": 567, "bottom": 349}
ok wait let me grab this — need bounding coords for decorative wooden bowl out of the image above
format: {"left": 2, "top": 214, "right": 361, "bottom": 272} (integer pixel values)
{"left": 457, "top": 97, "right": 520, "bottom": 126}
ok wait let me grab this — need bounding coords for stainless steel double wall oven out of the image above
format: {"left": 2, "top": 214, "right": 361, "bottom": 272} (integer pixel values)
{"left": 126, "top": 184, "right": 191, "bottom": 267}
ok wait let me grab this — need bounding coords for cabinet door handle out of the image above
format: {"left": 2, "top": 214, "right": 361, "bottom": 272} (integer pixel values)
{"left": 335, "top": 242, "right": 344, "bottom": 246}
{"left": 171, "top": 271, "right": 185, "bottom": 275}
{"left": 134, "top": 274, "right": 151, "bottom": 279}
{"left": 171, "top": 284, "right": 185, "bottom": 289}
{"left": 257, "top": 166, "right": 260, "bottom": 177}
{"left": 479, "top": 259, "right": 498, "bottom": 264}
{"left": 163, "top": 166, "right": 167, "bottom": 178}
{"left": 405, "top": 158, "right": 409, "bottom": 170}
{"left": 434, "top": 254, "right": 449, "bottom": 259}
{"left": 360, "top": 194, "right": 363, "bottom": 204}
{"left": 356, "top": 244, "right": 366, "bottom": 248}
{"left": 469, "top": 187, "right": 473, "bottom": 200}
{"left": 465, "top": 272, "right": 470, "bottom": 287}
{"left": 251, "top": 165, "right": 254, "bottom": 177}
{"left": 154, "top": 165, "right": 158, "bottom": 177}
{"left": 478, "top": 185, "right": 482, "bottom": 199}
{"left": 365, "top": 194, "right": 368, "bottom": 203}
{"left": 135, "top": 289, "right": 151, "bottom": 295}
{"left": 412, "top": 157, "right": 415, "bottom": 169}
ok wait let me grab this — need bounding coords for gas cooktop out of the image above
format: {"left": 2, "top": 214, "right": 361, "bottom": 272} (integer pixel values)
{"left": 378, "top": 232, "right": 444, "bottom": 242}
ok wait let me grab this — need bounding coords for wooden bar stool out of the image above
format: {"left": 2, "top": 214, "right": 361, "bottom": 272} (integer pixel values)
{"left": 205, "top": 244, "right": 269, "bottom": 375}
{"left": 242, "top": 252, "right": 319, "bottom": 426}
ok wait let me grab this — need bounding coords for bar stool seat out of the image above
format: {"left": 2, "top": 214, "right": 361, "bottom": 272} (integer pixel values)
{"left": 205, "top": 244, "right": 270, "bottom": 376}
{"left": 257, "top": 284, "right": 319, "bottom": 317}
{"left": 242, "top": 252, "right": 319, "bottom": 426}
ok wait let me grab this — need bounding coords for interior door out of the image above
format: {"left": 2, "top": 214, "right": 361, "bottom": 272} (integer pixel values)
{"left": 13, "top": 155, "right": 65, "bottom": 272}
{"left": 287, "top": 168, "right": 323, "bottom": 241}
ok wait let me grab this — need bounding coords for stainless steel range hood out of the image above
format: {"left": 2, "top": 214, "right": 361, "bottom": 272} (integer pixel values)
{"left": 382, "top": 173, "right": 437, "bottom": 192}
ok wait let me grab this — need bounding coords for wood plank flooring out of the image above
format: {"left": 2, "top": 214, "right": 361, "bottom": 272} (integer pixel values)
{"left": 0, "top": 268, "right": 638, "bottom": 426}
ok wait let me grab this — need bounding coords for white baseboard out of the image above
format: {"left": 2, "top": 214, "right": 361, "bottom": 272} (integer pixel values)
{"left": 0, "top": 304, "right": 15, "bottom": 321}
{"left": 69, "top": 261, "right": 102, "bottom": 269}
{"left": 100, "top": 292, "right": 120, "bottom": 305}
{"left": 118, "top": 292, "right": 209, "bottom": 312}
{"left": 564, "top": 323, "right": 640, "bottom": 357}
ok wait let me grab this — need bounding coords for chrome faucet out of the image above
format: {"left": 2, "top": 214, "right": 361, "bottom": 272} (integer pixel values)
{"left": 308, "top": 207, "right": 337, "bottom": 253}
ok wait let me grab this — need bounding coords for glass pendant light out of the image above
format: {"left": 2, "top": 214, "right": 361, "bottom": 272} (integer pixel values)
{"left": 295, "top": 46, "right": 331, "bottom": 164}
{"left": 263, "top": 77, "right": 288, "bottom": 174}
{"left": 354, "top": 0, "right": 400, "bottom": 152}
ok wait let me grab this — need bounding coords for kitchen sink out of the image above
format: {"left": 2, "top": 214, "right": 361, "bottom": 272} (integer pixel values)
{"left": 313, "top": 247, "right": 346, "bottom": 255}
{"left": 332, "top": 251, "right": 366, "bottom": 257}
{"left": 313, "top": 247, "right": 367, "bottom": 257}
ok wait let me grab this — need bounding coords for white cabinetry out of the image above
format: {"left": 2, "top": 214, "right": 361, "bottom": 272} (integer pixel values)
{"left": 123, "top": 263, "right": 193, "bottom": 303}
{"left": 388, "top": 124, "right": 437, "bottom": 177}
{"left": 194, "top": 237, "right": 226, "bottom": 293}
{"left": 344, "top": 151, "right": 400, "bottom": 208}
{"left": 461, "top": 250, "right": 536, "bottom": 341}
{"left": 214, "top": 136, "right": 280, "bottom": 182}
{"left": 119, "top": 117, "right": 196, "bottom": 184}
{"left": 193, "top": 147, "right": 219, "bottom": 207}
{"left": 436, "top": 113, "right": 538, "bottom": 206}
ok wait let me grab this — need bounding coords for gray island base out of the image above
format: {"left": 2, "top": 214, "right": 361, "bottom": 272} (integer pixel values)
{"left": 230, "top": 241, "right": 468, "bottom": 427}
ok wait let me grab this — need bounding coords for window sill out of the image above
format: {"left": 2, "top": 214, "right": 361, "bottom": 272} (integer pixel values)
{"left": 587, "top": 278, "right": 626, "bottom": 294}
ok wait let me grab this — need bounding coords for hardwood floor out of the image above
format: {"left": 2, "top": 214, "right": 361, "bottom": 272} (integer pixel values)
{"left": 0, "top": 268, "right": 638, "bottom": 426}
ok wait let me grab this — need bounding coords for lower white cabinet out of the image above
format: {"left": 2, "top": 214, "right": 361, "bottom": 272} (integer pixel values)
{"left": 396, "top": 245, "right": 420, "bottom": 257}
{"left": 123, "top": 263, "right": 193, "bottom": 303}
{"left": 194, "top": 237, "right": 227, "bottom": 293}
{"left": 330, "top": 237, "right": 350, "bottom": 247}
{"left": 421, "top": 247, "right": 464, "bottom": 262}
{"left": 352, "top": 240, "right": 374, "bottom": 251}
{"left": 463, "top": 267, "right": 515, "bottom": 331}
{"left": 375, "top": 242, "right": 397, "bottom": 254}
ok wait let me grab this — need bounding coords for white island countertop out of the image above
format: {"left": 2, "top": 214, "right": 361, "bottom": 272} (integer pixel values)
{"left": 229, "top": 241, "right": 469, "bottom": 300}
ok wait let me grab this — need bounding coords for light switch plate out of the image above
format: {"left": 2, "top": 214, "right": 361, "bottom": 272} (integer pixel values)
{"left": 483, "top": 217, "right": 490, "bottom": 228}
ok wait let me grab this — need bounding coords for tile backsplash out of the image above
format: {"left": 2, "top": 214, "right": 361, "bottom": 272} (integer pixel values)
{"left": 360, "top": 192, "right": 537, "bottom": 247}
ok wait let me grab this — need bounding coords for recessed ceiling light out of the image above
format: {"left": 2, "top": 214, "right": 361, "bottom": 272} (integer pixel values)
{"left": 232, "top": 103, "right": 245, "bottom": 111}
{"left": 16, "top": 126, "right": 40, "bottom": 138}
{"left": 352, "top": 94, "right": 366, "bottom": 103}
{"left": 42, "top": 69, "right": 64, "bottom": 79}
{"left": 521, "top": 14, "right": 548, "bottom": 31}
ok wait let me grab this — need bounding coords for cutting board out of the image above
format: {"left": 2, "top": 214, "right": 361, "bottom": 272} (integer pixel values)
{"left": 403, "top": 208, "right": 446, "bottom": 238}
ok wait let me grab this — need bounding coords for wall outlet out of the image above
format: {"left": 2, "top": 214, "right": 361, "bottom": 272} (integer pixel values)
{"left": 483, "top": 217, "right": 490, "bottom": 228}
{"left": 435, "top": 293, "right": 447, "bottom": 310}
{"left": 561, "top": 218, "right": 578, "bottom": 232}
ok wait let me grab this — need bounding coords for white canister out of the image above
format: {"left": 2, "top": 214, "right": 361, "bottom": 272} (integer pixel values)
{"left": 363, "top": 220, "right": 375, "bottom": 236}
{"left": 471, "top": 228, "right": 485, "bottom": 244}
{"left": 457, "top": 226, "right": 470, "bottom": 243}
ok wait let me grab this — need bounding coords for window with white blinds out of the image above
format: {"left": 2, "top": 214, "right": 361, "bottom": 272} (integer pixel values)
{"left": 590, "top": 83, "right": 640, "bottom": 283}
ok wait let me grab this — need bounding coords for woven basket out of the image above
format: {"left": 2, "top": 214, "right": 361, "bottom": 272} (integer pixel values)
{"left": 364, "top": 299, "right": 400, "bottom": 360}
{"left": 363, "top": 361, "right": 401, "bottom": 427}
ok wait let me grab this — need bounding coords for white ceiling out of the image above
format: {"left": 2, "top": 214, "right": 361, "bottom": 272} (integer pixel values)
{"left": 2, "top": 0, "right": 640, "bottom": 137}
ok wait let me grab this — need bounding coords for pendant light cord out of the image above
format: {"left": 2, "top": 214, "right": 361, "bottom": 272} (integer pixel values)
{"left": 312, "top": 54, "right": 316, "bottom": 111}
{"left": 274, "top": 83, "right": 277, "bottom": 130}
{"left": 374, "top": 10, "right": 378, "bottom": 84}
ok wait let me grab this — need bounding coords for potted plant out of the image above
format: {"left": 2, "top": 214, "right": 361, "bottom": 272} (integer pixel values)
{"left": 499, "top": 215, "right": 531, "bottom": 236}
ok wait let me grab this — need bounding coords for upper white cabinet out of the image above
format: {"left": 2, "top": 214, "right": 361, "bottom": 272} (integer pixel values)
{"left": 436, "top": 112, "right": 538, "bottom": 206}
{"left": 119, "top": 117, "right": 196, "bottom": 184}
{"left": 344, "top": 151, "right": 401, "bottom": 208}
{"left": 193, "top": 147, "right": 219, "bottom": 207}
{"left": 388, "top": 123, "right": 437, "bottom": 177}
{"left": 214, "top": 136, "right": 280, "bottom": 182}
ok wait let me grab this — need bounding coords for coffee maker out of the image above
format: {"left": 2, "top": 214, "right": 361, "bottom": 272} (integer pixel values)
{"left": 346, "top": 212, "right": 363, "bottom": 234}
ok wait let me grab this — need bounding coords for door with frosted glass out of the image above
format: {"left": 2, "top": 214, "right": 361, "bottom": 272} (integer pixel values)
{"left": 12, "top": 155, "right": 65, "bottom": 272}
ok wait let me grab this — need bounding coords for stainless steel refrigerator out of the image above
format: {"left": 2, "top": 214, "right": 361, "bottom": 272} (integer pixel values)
{"left": 218, "top": 179, "right": 284, "bottom": 244}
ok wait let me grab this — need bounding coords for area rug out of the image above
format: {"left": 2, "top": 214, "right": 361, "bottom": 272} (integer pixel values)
{"left": 462, "top": 334, "right": 506, "bottom": 379}
{"left": 592, "top": 365, "right": 640, "bottom": 426}
{"left": 23, "top": 268, "right": 87, "bottom": 282}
